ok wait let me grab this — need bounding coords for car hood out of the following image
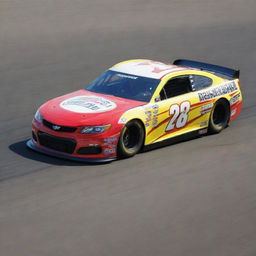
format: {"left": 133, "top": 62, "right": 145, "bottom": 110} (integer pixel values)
{"left": 39, "top": 90, "right": 146, "bottom": 126}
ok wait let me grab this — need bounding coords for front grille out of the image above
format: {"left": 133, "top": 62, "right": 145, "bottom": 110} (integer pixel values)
{"left": 77, "top": 146, "right": 102, "bottom": 155}
{"left": 43, "top": 119, "right": 77, "bottom": 132}
{"left": 38, "top": 131, "right": 76, "bottom": 154}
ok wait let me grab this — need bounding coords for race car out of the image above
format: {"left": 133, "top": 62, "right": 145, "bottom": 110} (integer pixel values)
{"left": 27, "top": 59, "right": 242, "bottom": 162}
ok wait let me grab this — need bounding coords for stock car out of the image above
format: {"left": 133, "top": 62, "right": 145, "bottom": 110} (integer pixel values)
{"left": 27, "top": 59, "right": 242, "bottom": 162}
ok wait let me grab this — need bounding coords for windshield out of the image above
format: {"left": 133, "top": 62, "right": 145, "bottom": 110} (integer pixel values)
{"left": 85, "top": 70, "right": 160, "bottom": 102}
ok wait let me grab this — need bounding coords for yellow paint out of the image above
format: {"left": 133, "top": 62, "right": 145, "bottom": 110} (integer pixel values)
{"left": 115, "top": 60, "right": 242, "bottom": 146}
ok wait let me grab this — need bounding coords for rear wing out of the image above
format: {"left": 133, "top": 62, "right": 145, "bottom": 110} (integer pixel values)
{"left": 173, "top": 59, "right": 240, "bottom": 79}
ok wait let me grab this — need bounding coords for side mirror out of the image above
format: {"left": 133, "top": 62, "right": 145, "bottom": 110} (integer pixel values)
{"left": 154, "top": 97, "right": 161, "bottom": 102}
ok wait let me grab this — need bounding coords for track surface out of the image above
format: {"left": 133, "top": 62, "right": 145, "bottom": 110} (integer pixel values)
{"left": 1, "top": 1, "right": 256, "bottom": 255}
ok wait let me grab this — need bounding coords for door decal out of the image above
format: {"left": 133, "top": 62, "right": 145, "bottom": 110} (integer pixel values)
{"left": 166, "top": 101, "right": 190, "bottom": 131}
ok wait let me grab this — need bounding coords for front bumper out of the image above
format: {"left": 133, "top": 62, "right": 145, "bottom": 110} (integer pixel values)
{"left": 26, "top": 139, "right": 116, "bottom": 163}
{"left": 28, "top": 119, "right": 120, "bottom": 162}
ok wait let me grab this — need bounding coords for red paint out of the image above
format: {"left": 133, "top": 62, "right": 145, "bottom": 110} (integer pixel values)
{"left": 39, "top": 90, "right": 144, "bottom": 127}
{"left": 32, "top": 90, "right": 145, "bottom": 159}
{"left": 230, "top": 101, "right": 243, "bottom": 121}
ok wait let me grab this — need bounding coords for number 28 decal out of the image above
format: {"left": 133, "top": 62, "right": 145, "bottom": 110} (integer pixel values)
{"left": 166, "top": 101, "right": 191, "bottom": 131}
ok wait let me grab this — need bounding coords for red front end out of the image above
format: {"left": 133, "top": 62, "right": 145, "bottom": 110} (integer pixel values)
{"left": 27, "top": 90, "right": 144, "bottom": 162}
{"left": 30, "top": 120, "right": 120, "bottom": 161}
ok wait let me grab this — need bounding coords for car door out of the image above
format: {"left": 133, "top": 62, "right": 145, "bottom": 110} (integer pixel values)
{"left": 145, "top": 74, "right": 206, "bottom": 144}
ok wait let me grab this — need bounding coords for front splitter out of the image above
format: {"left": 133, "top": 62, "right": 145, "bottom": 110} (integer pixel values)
{"left": 26, "top": 139, "right": 116, "bottom": 163}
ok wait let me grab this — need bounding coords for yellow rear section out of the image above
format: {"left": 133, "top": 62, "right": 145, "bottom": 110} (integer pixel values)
{"left": 117, "top": 69, "right": 242, "bottom": 146}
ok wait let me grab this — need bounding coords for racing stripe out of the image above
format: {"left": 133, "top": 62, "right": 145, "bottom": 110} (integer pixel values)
{"left": 229, "top": 91, "right": 238, "bottom": 97}
{"left": 152, "top": 114, "right": 203, "bottom": 143}
{"left": 190, "top": 100, "right": 213, "bottom": 110}
{"left": 157, "top": 109, "right": 169, "bottom": 116}
{"left": 147, "top": 116, "right": 170, "bottom": 135}
{"left": 147, "top": 100, "right": 213, "bottom": 135}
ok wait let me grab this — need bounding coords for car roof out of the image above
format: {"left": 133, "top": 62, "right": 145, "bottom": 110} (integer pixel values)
{"left": 110, "top": 59, "right": 190, "bottom": 79}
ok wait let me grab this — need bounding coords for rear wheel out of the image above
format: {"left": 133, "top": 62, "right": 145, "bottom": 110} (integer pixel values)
{"left": 208, "top": 99, "right": 230, "bottom": 134}
{"left": 118, "top": 120, "right": 145, "bottom": 158}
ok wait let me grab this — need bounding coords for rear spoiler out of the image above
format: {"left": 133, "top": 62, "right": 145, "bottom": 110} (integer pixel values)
{"left": 173, "top": 59, "right": 240, "bottom": 79}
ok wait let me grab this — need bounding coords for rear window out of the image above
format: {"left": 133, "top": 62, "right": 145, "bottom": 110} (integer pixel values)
{"left": 190, "top": 75, "right": 212, "bottom": 91}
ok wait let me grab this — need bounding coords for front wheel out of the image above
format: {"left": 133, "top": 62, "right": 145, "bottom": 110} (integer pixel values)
{"left": 208, "top": 99, "right": 230, "bottom": 134}
{"left": 117, "top": 120, "right": 145, "bottom": 158}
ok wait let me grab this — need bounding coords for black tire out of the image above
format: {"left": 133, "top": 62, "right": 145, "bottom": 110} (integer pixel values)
{"left": 117, "top": 120, "right": 145, "bottom": 158}
{"left": 208, "top": 99, "right": 230, "bottom": 134}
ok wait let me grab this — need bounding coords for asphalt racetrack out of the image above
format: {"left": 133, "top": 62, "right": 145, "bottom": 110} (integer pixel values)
{"left": 1, "top": 1, "right": 256, "bottom": 255}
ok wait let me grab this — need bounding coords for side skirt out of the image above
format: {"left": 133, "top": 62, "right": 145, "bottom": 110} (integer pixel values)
{"left": 143, "top": 128, "right": 207, "bottom": 152}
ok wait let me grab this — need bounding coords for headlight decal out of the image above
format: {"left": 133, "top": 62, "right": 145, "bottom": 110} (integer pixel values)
{"left": 34, "top": 110, "right": 43, "bottom": 123}
{"left": 80, "top": 124, "right": 111, "bottom": 134}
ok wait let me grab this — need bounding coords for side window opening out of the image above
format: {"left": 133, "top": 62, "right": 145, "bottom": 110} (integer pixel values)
{"left": 160, "top": 88, "right": 167, "bottom": 100}
{"left": 190, "top": 75, "right": 212, "bottom": 91}
{"left": 159, "top": 76, "right": 192, "bottom": 100}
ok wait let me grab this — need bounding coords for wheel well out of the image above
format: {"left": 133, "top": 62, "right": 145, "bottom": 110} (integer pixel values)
{"left": 214, "top": 98, "right": 231, "bottom": 121}
{"left": 127, "top": 118, "right": 146, "bottom": 148}
{"left": 217, "top": 97, "right": 230, "bottom": 108}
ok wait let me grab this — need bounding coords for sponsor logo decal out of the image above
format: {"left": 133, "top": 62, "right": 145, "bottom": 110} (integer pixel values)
{"left": 201, "top": 109, "right": 211, "bottom": 115}
{"left": 143, "top": 104, "right": 160, "bottom": 128}
{"left": 200, "top": 103, "right": 213, "bottom": 115}
{"left": 118, "top": 118, "right": 127, "bottom": 124}
{"left": 230, "top": 93, "right": 240, "bottom": 105}
{"left": 60, "top": 96, "right": 116, "bottom": 113}
{"left": 200, "top": 121, "right": 208, "bottom": 127}
{"left": 199, "top": 128, "right": 208, "bottom": 135}
{"left": 201, "top": 103, "right": 213, "bottom": 111}
{"left": 198, "top": 81, "right": 237, "bottom": 102}
{"left": 117, "top": 74, "right": 138, "bottom": 79}
{"left": 104, "top": 137, "right": 118, "bottom": 142}
{"left": 231, "top": 109, "right": 237, "bottom": 116}
{"left": 104, "top": 148, "right": 116, "bottom": 155}
{"left": 152, "top": 120, "right": 158, "bottom": 127}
